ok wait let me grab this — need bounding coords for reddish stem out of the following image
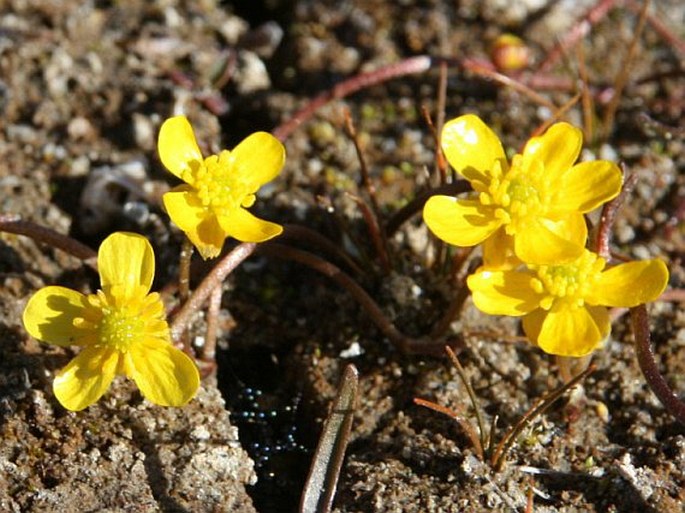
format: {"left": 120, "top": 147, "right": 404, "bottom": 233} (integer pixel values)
{"left": 625, "top": 0, "right": 685, "bottom": 55}
{"left": 631, "top": 304, "right": 685, "bottom": 425}
{"left": 0, "top": 214, "right": 96, "bottom": 265}
{"left": 346, "top": 192, "right": 391, "bottom": 273}
{"left": 202, "top": 284, "right": 223, "bottom": 362}
{"left": 595, "top": 169, "right": 637, "bottom": 259}
{"left": 258, "top": 242, "right": 461, "bottom": 355}
{"left": 537, "top": 0, "right": 619, "bottom": 73}
{"left": 272, "top": 56, "right": 432, "bottom": 142}
{"left": 170, "top": 242, "right": 257, "bottom": 341}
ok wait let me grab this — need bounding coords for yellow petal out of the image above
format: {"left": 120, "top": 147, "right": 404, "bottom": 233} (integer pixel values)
{"left": 481, "top": 230, "right": 521, "bottom": 270}
{"left": 229, "top": 132, "right": 285, "bottom": 189}
{"left": 220, "top": 207, "right": 283, "bottom": 243}
{"left": 440, "top": 114, "right": 507, "bottom": 184}
{"left": 514, "top": 215, "right": 586, "bottom": 264}
{"left": 23, "top": 286, "right": 90, "bottom": 347}
{"left": 520, "top": 308, "right": 545, "bottom": 348}
{"left": 99, "top": 232, "right": 155, "bottom": 300}
{"left": 127, "top": 340, "right": 200, "bottom": 407}
{"left": 522, "top": 122, "right": 581, "bottom": 181}
{"left": 529, "top": 305, "right": 609, "bottom": 357}
{"left": 163, "top": 189, "right": 227, "bottom": 259}
{"left": 53, "top": 346, "right": 119, "bottom": 411}
{"left": 551, "top": 161, "right": 622, "bottom": 213}
{"left": 158, "top": 116, "right": 203, "bottom": 180}
{"left": 587, "top": 259, "right": 669, "bottom": 307}
{"left": 423, "top": 195, "right": 502, "bottom": 247}
{"left": 467, "top": 269, "right": 541, "bottom": 316}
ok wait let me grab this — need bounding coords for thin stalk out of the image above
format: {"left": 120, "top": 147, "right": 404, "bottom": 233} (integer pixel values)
{"left": 446, "top": 346, "right": 487, "bottom": 455}
{"left": 315, "top": 195, "right": 376, "bottom": 272}
{"left": 436, "top": 61, "right": 448, "bottom": 184}
{"left": 414, "top": 397, "right": 484, "bottom": 461}
{"left": 601, "top": 0, "right": 650, "bottom": 140}
{"left": 170, "top": 242, "right": 257, "bottom": 341}
{"left": 631, "top": 304, "right": 685, "bottom": 425}
{"left": 258, "top": 242, "right": 458, "bottom": 354}
{"left": 486, "top": 415, "right": 499, "bottom": 456}
{"left": 342, "top": 111, "right": 391, "bottom": 272}
{"left": 429, "top": 284, "right": 470, "bottom": 339}
{"left": 178, "top": 238, "right": 194, "bottom": 354}
{"left": 272, "top": 56, "right": 432, "bottom": 142}
{"left": 421, "top": 105, "right": 447, "bottom": 184}
{"left": 625, "top": 0, "right": 685, "bottom": 55}
{"left": 281, "top": 224, "right": 365, "bottom": 277}
{"left": 178, "top": 238, "right": 193, "bottom": 303}
{"left": 490, "top": 364, "right": 596, "bottom": 470}
{"left": 595, "top": 169, "right": 637, "bottom": 258}
{"left": 343, "top": 109, "right": 382, "bottom": 222}
{"left": 431, "top": 247, "right": 477, "bottom": 336}
{"left": 0, "top": 214, "right": 97, "bottom": 266}
{"left": 530, "top": 93, "right": 581, "bottom": 138}
{"left": 346, "top": 192, "right": 390, "bottom": 273}
{"left": 460, "top": 58, "right": 558, "bottom": 111}
{"left": 300, "top": 364, "right": 359, "bottom": 513}
{"left": 576, "top": 43, "right": 595, "bottom": 143}
{"left": 537, "top": 0, "right": 619, "bottom": 72}
{"left": 202, "top": 284, "right": 223, "bottom": 362}
{"left": 258, "top": 242, "right": 407, "bottom": 350}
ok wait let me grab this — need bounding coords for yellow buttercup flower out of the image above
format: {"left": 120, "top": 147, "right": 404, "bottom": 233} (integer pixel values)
{"left": 423, "top": 115, "right": 623, "bottom": 266}
{"left": 22, "top": 232, "right": 200, "bottom": 411}
{"left": 158, "top": 116, "right": 285, "bottom": 259}
{"left": 466, "top": 250, "right": 669, "bottom": 357}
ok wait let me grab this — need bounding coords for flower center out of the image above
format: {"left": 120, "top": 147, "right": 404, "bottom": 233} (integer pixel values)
{"left": 477, "top": 155, "right": 545, "bottom": 233}
{"left": 530, "top": 251, "right": 605, "bottom": 310}
{"left": 99, "top": 307, "right": 145, "bottom": 352}
{"left": 184, "top": 151, "right": 254, "bottom": 218}
{"left": 85, "top": 290, "right": 170, "bottom": 353}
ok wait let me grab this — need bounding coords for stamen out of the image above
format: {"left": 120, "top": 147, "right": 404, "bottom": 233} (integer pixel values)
{"left": 184, "top": 151, "right": 256, "bottom": 219}
{"left": 533, "top": 251, "right": 603, "bottom": 311}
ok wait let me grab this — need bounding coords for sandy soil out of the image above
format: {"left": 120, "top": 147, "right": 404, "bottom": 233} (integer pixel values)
{"left": 0, "top": 1, "right": 683, "bottom": 512}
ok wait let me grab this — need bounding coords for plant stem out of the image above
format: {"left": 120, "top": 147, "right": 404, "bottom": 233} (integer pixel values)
{"left": 490, "top": 364, "right": 596, "bottom": 470}
{"left": 595, "top": 170, "right": 637, "bottom": 259}
{"left": 178, "top": 238, "right": 194, "bottom": 354}
{"left": 346, "top": 192, "right": 391, "bottom": 273}
{"left": 202, "top": 284, "right": 223, "bottom": 362}
{"left": 272, "top": 56, "right": 432, "bottom": 142}
{"left": 281, "top": 224, "right": 365, "bottom": 277}
{"left": 414, "top": 397, "right": 484, "bottom": 461}
{"left": 445, "top": 345, "right": 487, "bottom": 455}
{"left": 537, "top": 0, "right": 619, "bottom": 72}
{"left": 602, "top": 0, "right": 650, "bottom": 140}
{"left": 0, "top": 214, "right": 97, "bottom": 266}
{"left": 170, "top": 242, "right": 257, "bottom": 341}
{"left": 631, "top": 304, "right": 685, "bottom": 425}
{"left": 258, "top": 242, "right": 459, "bottom": 354}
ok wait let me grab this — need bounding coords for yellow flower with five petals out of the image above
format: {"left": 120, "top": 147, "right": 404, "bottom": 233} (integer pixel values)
{"left": 423, "top": 114, "right": 623, "bottom": 266}
{"left": 22, "top": 232, "right": 200, "bottom": 411}
{"left": 466, "top": 250, "right": 669, "bottom": 357}
{"left": 159, "top": 116, "right": 285, "bottom": 259}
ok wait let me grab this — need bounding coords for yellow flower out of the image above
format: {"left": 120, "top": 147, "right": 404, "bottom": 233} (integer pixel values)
{"left": 423, "top": 115, "right": 623, "bottom": 266}
{"left": 466, "top": 250, "right": 669, "bottom": 357}
{"left": 158, "top": 116, "right": 285, "bottom": 259}
{"left": 22, "top": 232, "right": 200, "bottom": 411}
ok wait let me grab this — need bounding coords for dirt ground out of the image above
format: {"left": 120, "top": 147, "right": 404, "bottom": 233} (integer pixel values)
{"left": 0, "top": 1, "right": 683, "bottom": 512}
